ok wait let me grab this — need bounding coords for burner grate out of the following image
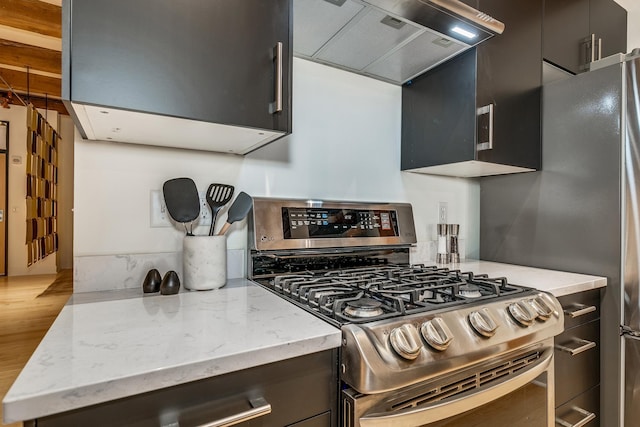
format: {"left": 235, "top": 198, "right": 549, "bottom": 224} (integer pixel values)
{"left": 257, "top": 264, "right": 531, "bottom": 325}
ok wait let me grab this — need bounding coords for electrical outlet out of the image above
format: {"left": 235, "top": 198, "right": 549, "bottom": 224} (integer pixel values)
{"left": 197, "top": 191, "right": 212, "bottom": 226}
{"left": 438, "top": 202, "right": 448, "bottom": 224}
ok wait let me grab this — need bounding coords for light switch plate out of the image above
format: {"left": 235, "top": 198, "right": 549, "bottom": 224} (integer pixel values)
{"left": 150, "top": 190, "right": 171, "bottom": 227}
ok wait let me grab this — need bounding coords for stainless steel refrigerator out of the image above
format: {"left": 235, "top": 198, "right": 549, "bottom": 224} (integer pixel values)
{"left": 480, "top": 50, "right": 640, "bottom": 427}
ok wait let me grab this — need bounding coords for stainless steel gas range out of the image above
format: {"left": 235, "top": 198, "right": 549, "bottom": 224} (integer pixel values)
{"left": 248, "top": 197, "right": 564, "bottom": 427}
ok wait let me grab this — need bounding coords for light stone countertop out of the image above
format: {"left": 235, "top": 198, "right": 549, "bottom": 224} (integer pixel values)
{"left": 2, "top": 261, "right": 606, "bottom": 423}
{"left": 2, "top": 279, "right": 342, "bottom": 423}
{"left": 438, "top": 260, "right": 607, "bottom": 297}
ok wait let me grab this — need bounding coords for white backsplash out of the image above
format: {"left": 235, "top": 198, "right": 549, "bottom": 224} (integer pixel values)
{"left": 74, "top": 250, "right": 245, "bottom": 293}
{"left": 75, "top": 241, "right": 470, "bottom": 293}
{"left": 410, "top": 240, "right": 467, "bottom": 266}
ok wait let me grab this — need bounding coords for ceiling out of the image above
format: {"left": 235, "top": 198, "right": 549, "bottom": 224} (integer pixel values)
{"left": 0, "top": 0, "right": 66, "bottom": 114}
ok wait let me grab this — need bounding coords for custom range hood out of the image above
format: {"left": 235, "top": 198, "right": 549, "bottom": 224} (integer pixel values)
{"left": 294, "top": 0, "right": 504, "bottom": 84}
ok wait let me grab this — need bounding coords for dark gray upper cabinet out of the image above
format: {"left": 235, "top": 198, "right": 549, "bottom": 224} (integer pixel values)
{"left": 402, "top": 0, "right": 542, "bottom": 177}
{"left": 589, "top": 0, "right": 628, "bottom": 59}
{"left": 62, "top": 0, "right": 292, "bottom": 154}
{"left": 543, "top": 0, "right": 627, "bottom": 74}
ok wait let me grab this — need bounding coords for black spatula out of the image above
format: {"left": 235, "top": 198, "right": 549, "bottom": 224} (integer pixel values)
{"left": 162, "top": 177, "right": 200, "bottom": 236}
{"left": 217, "top": 192, "right": 253, "bottom": 236}
{"left": 206, "top": 183, "right": 234, "bottom": 236}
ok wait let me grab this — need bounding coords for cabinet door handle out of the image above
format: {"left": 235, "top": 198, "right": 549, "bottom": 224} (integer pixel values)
{"left": 555, "top": 406, "right": 596, "bottom": 427}
{"left": 269, "top": 42, "right": 284, "bottom": 114}
{"left": 563, "top": 304, "right": 596, "bottom": 318}
{"left": 476, "top": 103, "right": 494, "bottom": 151}
{"left": 580, "top": 34, "right": 596, "bottom": 71}
{"left": 597, "top": 38, "right": 602, "bottom": 60}
{"left": 196, "top": 397, "right": 271, "bottom": 427}
{"left": 555, "top": 338, "right": 596, "bottom": 356}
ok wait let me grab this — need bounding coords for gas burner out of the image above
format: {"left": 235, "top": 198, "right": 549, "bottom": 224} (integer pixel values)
{"left": 458, "top": 283, "right": 482, "bottom": 298}
{"left": 344, "top": 298, "right": 384, "bottom": 318}
{"left": 257, "top": 264, "right": 530, "bottom": 326}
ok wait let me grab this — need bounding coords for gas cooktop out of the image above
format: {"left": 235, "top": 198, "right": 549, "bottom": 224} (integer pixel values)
{"left": 257, "top": 264, "right": 534, "bottom": 327}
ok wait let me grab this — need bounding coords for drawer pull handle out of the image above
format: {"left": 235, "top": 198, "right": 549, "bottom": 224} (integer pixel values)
{"left": 555, "top": 338, "right": 596, "bottom": 356}
{"left": 564, "top": 304, "right": 596, "bottom": 318}
{"left": 197, "top": 397, "right": 271, "bottom": 427}
{"left": 555, "top": 406, "right": 596, "bottom": 427}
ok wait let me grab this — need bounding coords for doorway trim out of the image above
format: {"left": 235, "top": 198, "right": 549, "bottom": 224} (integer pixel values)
{"left": 0, "top": 120, "right": 8, "bottom": 276}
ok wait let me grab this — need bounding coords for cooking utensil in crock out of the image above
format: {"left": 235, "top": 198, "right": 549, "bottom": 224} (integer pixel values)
{"left": 206, "top": 183, "right": 234, "bottom": 236}
{"left": 217, "top": 191, "right": 253, "bottom": 236}
{"left": 162, "top": 177, "right": 200, "bottom": 236}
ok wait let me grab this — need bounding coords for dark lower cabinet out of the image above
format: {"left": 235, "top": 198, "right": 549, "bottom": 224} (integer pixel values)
{"left": 556, "top": 386, "right": 600, "bottom": 427}
{"left": 28, "top": 350, "right": 338, "bottom": 427}
{"left": 401, "top": 0, "right": 542, "bottom": 177}
{"left": 555, "top": 290, "right": 601, "bottom": 427}
{"left": 555, "top": 319, "right": 600, "bottom": 407}
{"left": 289, "top": 412, "right": 332, "bottom": 427}
{"left": 62, "top": 0, "right": 292, "bottom": 154}
{"left": 543, "top": 0, "right": 627, "bottom": 74}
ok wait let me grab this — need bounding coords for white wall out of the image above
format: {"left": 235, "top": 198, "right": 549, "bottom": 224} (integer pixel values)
{"left": 73, "top": 58, "right": 479, "bottom": 276}
{"left": 615, "top": 0, "right": 640, "bottom": 49}
{"left": 1, "top": 105, "right": 58, "bottom": 276}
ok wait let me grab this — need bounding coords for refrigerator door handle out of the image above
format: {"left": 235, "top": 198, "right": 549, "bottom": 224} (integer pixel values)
{"left": 621, "top": 325, "right": 640, "bottom": 340}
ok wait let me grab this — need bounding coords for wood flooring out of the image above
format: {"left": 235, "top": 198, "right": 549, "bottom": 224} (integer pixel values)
{"left": 0, "top": 270, "right": 72, "bottom": 427}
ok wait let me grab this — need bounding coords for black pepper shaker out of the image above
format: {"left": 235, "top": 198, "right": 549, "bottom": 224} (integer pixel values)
{"left": 448, "top": 224, "right": 460, "bottom": 263}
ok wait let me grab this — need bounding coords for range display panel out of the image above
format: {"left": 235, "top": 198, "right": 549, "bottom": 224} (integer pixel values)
{"left": 282, "top": 207, "right": 399, "bottom": 239}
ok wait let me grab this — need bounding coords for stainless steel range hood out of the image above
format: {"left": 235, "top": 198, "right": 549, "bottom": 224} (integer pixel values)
{"left": 293, "top": 0, "right": 504, "bottom": 84}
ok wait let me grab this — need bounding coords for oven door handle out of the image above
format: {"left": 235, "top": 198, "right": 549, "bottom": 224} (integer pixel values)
{"left": 359, "top": 349, "right": 553, "bottom": 427}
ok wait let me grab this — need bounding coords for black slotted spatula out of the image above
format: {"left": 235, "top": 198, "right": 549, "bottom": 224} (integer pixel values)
{"left": 162, "top": 178, "right": 200, "bottom": 236}
{"left": 206, "top": 183, "right": 234, "bottom": 236}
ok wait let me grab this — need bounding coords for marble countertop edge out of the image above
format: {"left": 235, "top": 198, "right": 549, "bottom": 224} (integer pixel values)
{"left": 540, "top": 278, "right": 607, "bottom": 297}
{"left": 3, "top": 332, "right": 341, "bottom": 423}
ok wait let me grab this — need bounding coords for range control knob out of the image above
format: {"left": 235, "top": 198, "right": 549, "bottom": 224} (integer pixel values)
{"left": 468, "top": 309, "right": 498, "bottom": 337}
{"left": 528, "top": 296, "right": 554, "bottom": 321}
{"left": 421, "top": 317, "right": 454, "bottom": 351}
{"left": 508, "top": 301, "right": 536, "bottom": 327}
{"left": 389, "top": 324, "right": 422, "bottom": 360}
